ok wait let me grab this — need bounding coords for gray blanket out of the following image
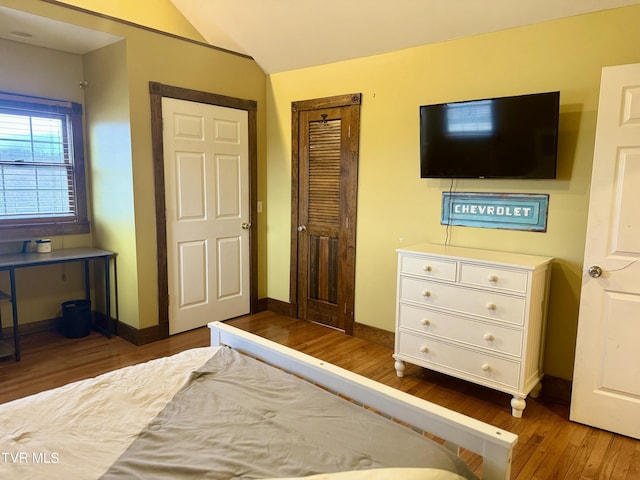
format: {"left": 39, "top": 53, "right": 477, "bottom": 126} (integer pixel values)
{"left": 100, "top": 347, "right": 478, "bottom": 479}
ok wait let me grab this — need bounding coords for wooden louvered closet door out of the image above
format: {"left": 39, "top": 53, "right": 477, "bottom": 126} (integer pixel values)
{"left": 293, "top": 95, "right": 360, "bottom": 333}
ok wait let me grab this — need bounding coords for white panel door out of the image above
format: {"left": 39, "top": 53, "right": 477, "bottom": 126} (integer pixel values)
{"left": 162, "top": 97, "right": 250, "bottom": 334}
{"left": 570, "top": 63, "right": 640, "bottom": 439}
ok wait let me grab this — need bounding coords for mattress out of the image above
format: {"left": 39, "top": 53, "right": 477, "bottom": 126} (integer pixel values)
{"left": 0, "top": 346, "right": 477, "bottom": 479}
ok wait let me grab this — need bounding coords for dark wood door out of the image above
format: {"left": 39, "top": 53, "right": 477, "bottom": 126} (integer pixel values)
{"left": 290, "top": 94, "right": 361, "bottom": 333}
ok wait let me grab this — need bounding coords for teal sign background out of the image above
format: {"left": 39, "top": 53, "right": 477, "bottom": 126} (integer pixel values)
{"left": 441, "top": 192, "right": 549, "bottom": 232}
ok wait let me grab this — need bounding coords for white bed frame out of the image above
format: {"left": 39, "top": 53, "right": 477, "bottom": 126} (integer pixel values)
{"left": 209, "top": 321, "right": 517, "bottom": 480}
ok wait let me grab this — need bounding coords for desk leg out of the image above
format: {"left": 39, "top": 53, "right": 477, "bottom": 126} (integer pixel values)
{"left": 83, "top": 259, "right": 95, "bottom": 336}
{"left": 84, "top": 260, "right": 91, "bottom": 302}
{"left": 9, "top": 269, "right": 19, "bottom": 361}
{"left": 104, "top": 256, "right": 112, "bottom": 338}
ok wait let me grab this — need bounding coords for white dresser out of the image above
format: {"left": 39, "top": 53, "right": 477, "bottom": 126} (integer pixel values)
{"left": 393, "top": 243, "right": 552, "bottom": 417}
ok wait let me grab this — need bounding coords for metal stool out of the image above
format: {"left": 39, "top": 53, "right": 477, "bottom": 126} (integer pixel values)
{"left": 0, "top": 290, "right": 19, "bottom": 361}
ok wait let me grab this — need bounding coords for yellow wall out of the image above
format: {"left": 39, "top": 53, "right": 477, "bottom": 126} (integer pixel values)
{"left": 0, "top": 0, "right": 267, "bottom": 330}
{"left": 4, "top": 0, "right": 639, "bottom": 380}
{"left": 121, "top": 28, "right": 267, "bottom": 327}
{"left": 266, "top": 5, "right": 640, "bottom": 380}
{"left": 83, "top": 40, "right": 140, "bottom": 325}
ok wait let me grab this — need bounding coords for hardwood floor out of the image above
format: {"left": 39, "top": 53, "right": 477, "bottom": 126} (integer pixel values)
{"left": 1, "top": 310, "right": 639, "bottom": 479}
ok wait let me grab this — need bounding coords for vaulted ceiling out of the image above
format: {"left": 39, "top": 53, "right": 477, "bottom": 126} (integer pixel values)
{"left": 1, "top": 1, "right": 639, "bottom": 74}
{"left": 170, "top": 0, "right": 640, "bottom": 74}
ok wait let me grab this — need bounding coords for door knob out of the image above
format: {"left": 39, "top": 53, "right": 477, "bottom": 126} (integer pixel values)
{"left": 297, "top": 225, "right": 307, "bottom": 232}
{"left": 241, "top": 222, "right": 252, "bottom": 230}
{"left": 588, "top": 265, "right": 603, "bottom": 278}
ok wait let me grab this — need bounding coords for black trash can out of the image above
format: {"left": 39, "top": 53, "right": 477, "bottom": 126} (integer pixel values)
{"left": 59, "top": 300, "right": 92, "bottom": 338}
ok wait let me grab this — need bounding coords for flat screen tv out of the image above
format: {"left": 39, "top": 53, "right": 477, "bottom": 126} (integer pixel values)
{"left": 420, "top": 91, "right": 559, "bottom": 179}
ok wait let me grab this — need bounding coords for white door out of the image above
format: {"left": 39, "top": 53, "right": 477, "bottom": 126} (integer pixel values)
{"left": 162, "top": 97, "right": 250, "bottom": 334}
{"left": 570, "top": 63, "right": 640, "bottom": 439}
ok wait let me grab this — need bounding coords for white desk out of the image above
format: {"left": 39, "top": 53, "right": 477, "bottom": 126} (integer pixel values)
{"left": 0, "top": 247, "right": 116, "bottom": 360}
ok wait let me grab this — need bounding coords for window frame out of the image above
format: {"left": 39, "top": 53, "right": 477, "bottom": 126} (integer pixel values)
{"left": 0, "top": 93, "right": 89, "bottom": 241}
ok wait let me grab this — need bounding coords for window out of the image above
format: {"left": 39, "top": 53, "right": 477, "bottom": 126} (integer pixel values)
{"left": 0, "top": 92, "right": 89, "bottom": 241}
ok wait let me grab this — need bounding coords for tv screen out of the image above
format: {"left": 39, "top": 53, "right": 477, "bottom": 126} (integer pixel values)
{"left": 420, "top": 91, "right": 559, "bottom": 179}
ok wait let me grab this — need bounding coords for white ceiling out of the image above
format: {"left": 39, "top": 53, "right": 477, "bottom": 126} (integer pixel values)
{"left": 1, "top": 1, "right": 639, "bottom": 73}
{"left": 0, "top": 6, "right": 122, "bottom": 54}
{"left": 170, "top": 0, "right": 640, "bottom": 73}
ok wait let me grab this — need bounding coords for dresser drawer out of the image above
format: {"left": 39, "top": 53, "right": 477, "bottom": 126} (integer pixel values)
{"left": 397, "top": 330, "right": 521, "bottom": 389}
{"left": 459, "top": 263, "right": 528, "bottom": 294}
{"left": 399, "top": 255, "right": 456, "bottom": 282}
{"left": 399, "top": 276, "right": 527, "bottom": 325}
{"left": 398, "top": 303, "right": 523, "bottom": 356}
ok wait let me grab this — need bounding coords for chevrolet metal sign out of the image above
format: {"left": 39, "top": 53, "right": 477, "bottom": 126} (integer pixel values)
{"left": 441, "top": 192, "right": 549, "bottom": 232}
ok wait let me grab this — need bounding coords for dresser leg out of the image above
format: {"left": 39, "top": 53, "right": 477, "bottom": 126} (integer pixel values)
{"left": 511, "top": 395, "right": 527, "bottom": 418}
{"left": 393, "top": 356, "right": 405, "bottom": 378}
{"left": 529, "top": 382, "right": 542, "bottom": 399}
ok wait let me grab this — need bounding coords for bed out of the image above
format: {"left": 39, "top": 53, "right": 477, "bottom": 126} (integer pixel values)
{"left": 0, "top": 321, "right": 517, "bottom": 479}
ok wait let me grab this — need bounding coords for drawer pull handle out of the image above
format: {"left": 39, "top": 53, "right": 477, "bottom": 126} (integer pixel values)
{"left": 422, "top": 290, "right": 431, "bottom": 298}
{"left": 421, "top": 319, "right": 431, "bottom": 326}
{"left": 488, "top": 274, "right": 499, "bottom": 283}
{"left": 481, "top": 363, "right": 491, "bottom": 372}
{"left": 419, "top": 346, "right": 429, "bottom": 353}
{"left": 486, "top": 302, "right": 497, "bottom": 311}
{"left": 423, "top": 265, "right": 433, "bottom": 272}
{"left": 483, "top": 333, "right": 494, "bottom": 342}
